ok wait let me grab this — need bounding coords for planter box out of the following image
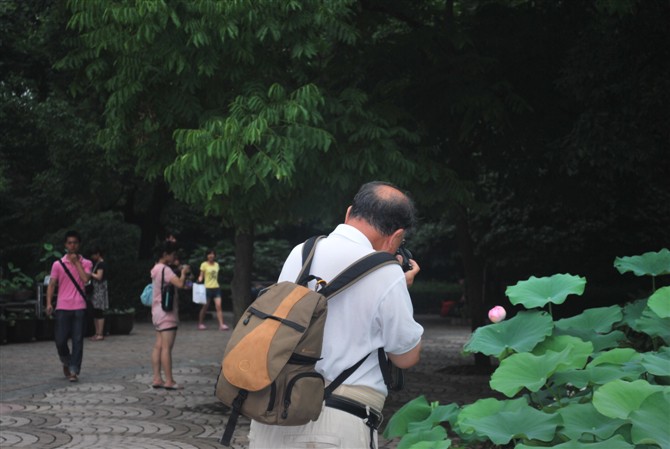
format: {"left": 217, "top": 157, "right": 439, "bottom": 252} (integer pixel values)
{"left": 35, "top": 319, "right": 55, "bottom": 341}
{"left": 7, "top": 318, "right": 36, "bottom": 343}
{"left": 109, "top": 314, "right": 134, "bottom": 335}
{"left": 0, "top": 320, "right": 6, "bottom": 344}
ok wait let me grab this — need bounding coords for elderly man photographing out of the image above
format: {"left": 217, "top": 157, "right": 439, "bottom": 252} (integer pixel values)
{"left": 248, "top": 181, "right": 423, "bottom": 449}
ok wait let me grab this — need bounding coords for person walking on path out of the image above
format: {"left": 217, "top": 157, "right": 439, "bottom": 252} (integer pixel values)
{"left": 196, "top": 249, "right": 228, "bottom": 331}
{"left": 248, "top": 181, "right": 424, "bottom": 449}
{"left": 45, "top": 230, "right": 93, "bottom": 383}
{"left": 150, "top": 241, "right": 190, "bottom": 390}
{"left": 89, "top": 247, "right": 108, "bottom": 341}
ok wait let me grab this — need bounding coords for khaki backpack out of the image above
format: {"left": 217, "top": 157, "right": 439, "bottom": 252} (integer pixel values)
{"left": 215, "top": 236, "right": 399, "bottom": 446}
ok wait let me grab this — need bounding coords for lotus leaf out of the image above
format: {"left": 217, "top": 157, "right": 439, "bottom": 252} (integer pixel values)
{"left": 555, "top": 305, "right": 622, "bottom": 333}
{"left": 532, "top": 335, "right": 593, "bottom": 371}
{"left": 592, "top": 379, "right": 667, "bottom": 419}
{"left": 490, "top": 348, "right": 571, "bottom": 397}
{"left": 648, "top": 286, "right": 670, "bottom": 318}
{"left": 629, "top": 391, "right": 670, "bottom": 447}
{"left": 383, "top": 395, "right": 432, "bottom": 438}
{"left": 614, "top": 248, "right": 670, "bottom": 277}
{"left": 635, "top": 308, "right": 670, "bottom": 344}
{"left": 456, "top": 397, "right": 528, "bottom": 435}
{"left": 397, "top": 427, "right": 448, "bottom": 449}
{"left": 516, "top": 435, "right": 633, "bottom": 449}
{"left": 557, "top": 403, "right": 626, "bottom": 440}
{"left": 640, "top": 348, "right": 670, "bottom": 376}
{"left": 463, "top": 311, "right": 553, "bottom": 357}
{"left": 458, "top": 406, "right": 560, "bottom": 444}
{"left": 554, "top": 327, "right": 626, "bottom": 352}
{"left": 407, "top": 404, "right": 459, "bottom": 433}
{"left": 405, "top": 440, "right": 451, "bottom": 449}
{"left": 505, "top": 273, "right": 586, "bottom": 309}
{"left": 589, "top": 348, "right": 642, "bottom": 367}
{"left": 621, "top": 298, "right": 648, "bottom": 329}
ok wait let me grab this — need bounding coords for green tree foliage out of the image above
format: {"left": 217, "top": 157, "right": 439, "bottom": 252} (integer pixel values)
{"left": 59, "top": 0, "right": 422, "bottom": 319}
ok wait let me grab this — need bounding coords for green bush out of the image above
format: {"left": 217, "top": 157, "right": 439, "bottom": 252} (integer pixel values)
{"left": 384, "top": 248, "right": 670, "bottom": 449}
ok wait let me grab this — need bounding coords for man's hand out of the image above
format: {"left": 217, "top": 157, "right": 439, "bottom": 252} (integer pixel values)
{"left": 46, "top": 304, "right": 54, "bottom": 316}
{"left": 403, "top": 258, "right": 420, "bottom": 287}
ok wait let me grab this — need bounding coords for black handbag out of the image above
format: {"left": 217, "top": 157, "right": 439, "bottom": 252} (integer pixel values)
{"left": 161, "top": 267, "right": 175, "bottom": 312}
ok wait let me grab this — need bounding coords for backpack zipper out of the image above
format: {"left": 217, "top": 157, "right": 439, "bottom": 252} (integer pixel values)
{"left": 266, "top": 382, "right": 277, "bottom": 412}
{"left": 281, "top": 372, "right": 324, "bottom": 419}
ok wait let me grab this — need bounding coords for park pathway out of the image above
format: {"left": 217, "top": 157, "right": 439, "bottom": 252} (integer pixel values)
{"left": 0, "top": 313, "right": 494, "bottom": 448}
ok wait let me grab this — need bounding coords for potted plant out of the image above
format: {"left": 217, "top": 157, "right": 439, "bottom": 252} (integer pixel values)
{"left": 6, "top": 309, "right": 37, "bottom": 343}
{"left": 35, "top": 314, "right": 55, "bottom": 341}
{"left": 108, "top": 307, "right": 135, "bottom": 335}
{"left": 0, "top": 263, "right": 34, "bottom": 301}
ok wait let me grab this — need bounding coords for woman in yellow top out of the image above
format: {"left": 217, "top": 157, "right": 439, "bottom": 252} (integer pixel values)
{"left": 196, "top": 249, "right": 229, "bottom": 330}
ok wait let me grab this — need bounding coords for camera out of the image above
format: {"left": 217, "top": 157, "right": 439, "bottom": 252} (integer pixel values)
{"left": 396, "top": 244, "right": 413, "bottom": 272}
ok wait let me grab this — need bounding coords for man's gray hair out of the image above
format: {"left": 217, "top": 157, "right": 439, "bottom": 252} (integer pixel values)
{"left": 349, "top": 181, "right": 417, "bottom": 236}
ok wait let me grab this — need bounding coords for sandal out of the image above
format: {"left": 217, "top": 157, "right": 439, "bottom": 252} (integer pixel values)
{"left": 90, "top": 335, "right": 104, "bottom": 341}
{"left": 163, "top": 383, "right": 183, "bottom": 390}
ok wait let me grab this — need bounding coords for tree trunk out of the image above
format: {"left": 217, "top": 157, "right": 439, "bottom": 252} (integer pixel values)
{"left": 230, "top": 225, "right": 254, "bottom": 324}
{"left": 123, "top": 180, "right": 169, "bottom": 260}
{"left": 455, "top": 210, "right": 490, "bottom": 368}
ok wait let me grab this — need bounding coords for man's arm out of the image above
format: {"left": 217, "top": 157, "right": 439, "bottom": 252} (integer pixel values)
{"left": 388, "top": 340, "right": 422, "bottom": 369}
{"left": 46, "top": 277, "right": 58, "bottom": 316}
{"left": 74, "top": 259, "right": 91, "bottom": 283}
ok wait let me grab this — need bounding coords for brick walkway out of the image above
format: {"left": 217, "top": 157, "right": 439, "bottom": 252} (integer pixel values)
{"left": 0, "top": 314, "right": 493, "bottom": 448}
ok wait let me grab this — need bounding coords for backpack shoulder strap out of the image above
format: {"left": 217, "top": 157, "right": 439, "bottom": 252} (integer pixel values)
{"left": 319, "top": 252, "right": 399, "bottom": 298}
{"left": 295, "top": 235, "right": 326, "bottom": 285}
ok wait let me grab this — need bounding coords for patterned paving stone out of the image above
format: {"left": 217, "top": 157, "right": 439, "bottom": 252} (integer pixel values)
{"left": 0, "top": 314, "right": 491, "bottom": 448}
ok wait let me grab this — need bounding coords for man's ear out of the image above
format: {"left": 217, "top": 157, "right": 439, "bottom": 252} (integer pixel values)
{"left": 380, "top": 228, "right": 404, "bottom": 254}
{"left": 344, "top": 206, "right": 352, "bottom": 223}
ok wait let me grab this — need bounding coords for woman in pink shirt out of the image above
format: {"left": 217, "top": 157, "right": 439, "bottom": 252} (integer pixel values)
{"left": 150, "top": 242, "right": 190, "bottom": 390}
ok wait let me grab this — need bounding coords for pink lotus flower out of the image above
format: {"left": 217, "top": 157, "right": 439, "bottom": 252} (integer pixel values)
{"left": 488, "top": 306, "right": 506, "bottom": 323}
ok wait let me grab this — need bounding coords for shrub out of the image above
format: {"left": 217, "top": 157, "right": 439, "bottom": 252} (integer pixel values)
{"left": 384, "top": 249, "right": 670, "bottom": 449}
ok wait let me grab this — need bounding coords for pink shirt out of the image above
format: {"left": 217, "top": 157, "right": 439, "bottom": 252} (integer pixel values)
{"left": 151, "top": 263, "right": 179, "bottom": 330}
{"left": 50, "top": 256, "right": 93, "bottom": 310}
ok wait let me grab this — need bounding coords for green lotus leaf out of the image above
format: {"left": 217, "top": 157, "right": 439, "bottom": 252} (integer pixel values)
{"left": 553, "top": 361, "right": 645, "bottom": 388}
{"left": 614, "top": 248, "right": 670, "bottom": 276}
{"left": 384, "top": 395, "right": 432, "bottom": 438}
{"left": 557, "top": 403, "right": 626, "bottom": 440}
{"left": 635, "top": 308, "right": 670, "bottom": 344}
{"left": 490, "top": 348, "right": 571, "bottom": 397}
{"left": 590, "top": 348, "right": 642, "bottom": 367}
{"left": 592, "top": 379, "right": 667, "bottom": 419}
{"left": 554, "top": 327, "right": 626, "bottom": 352}
{"left": 640, "top": 348, "right": 670, "bottom": 376}
{"left": 621, "top": 298, "right": 648, "bottom": 329}
{"left": 407, "top": 404, "right": 459, "bottom": 433}
{"left": 552, "top": 369, "right": 591, "bottom": 388}
{"left": 516, "top": 435, "right": 633, "bottom": 449}
{"left": 630, "top": 391, "right": 670, "bottom": 447}
{"left": 407, "top": 440, "right": 451, "bottom": 449}
{"left": 463, "top": 311, "right": 553, "bottom": 357}
{"left": 505, "top": 273, "right": 586, "bottom": 309}
{"left": 532, "top": 335, "right": 593, "bottom": 371}
{"left": 555, "top": 305, "right": 622, "bottom": 333}
{"left": 456, "top": 397, "right": 528, "bottom": 435}
{"left": 397, "top": 426, "right": 448, "bottom": 449}
{"left": 648, "top": 286, "right": 670, "bottom": 318}
{"left": 459, "top": 406, "right": 560, "bottom": 444}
